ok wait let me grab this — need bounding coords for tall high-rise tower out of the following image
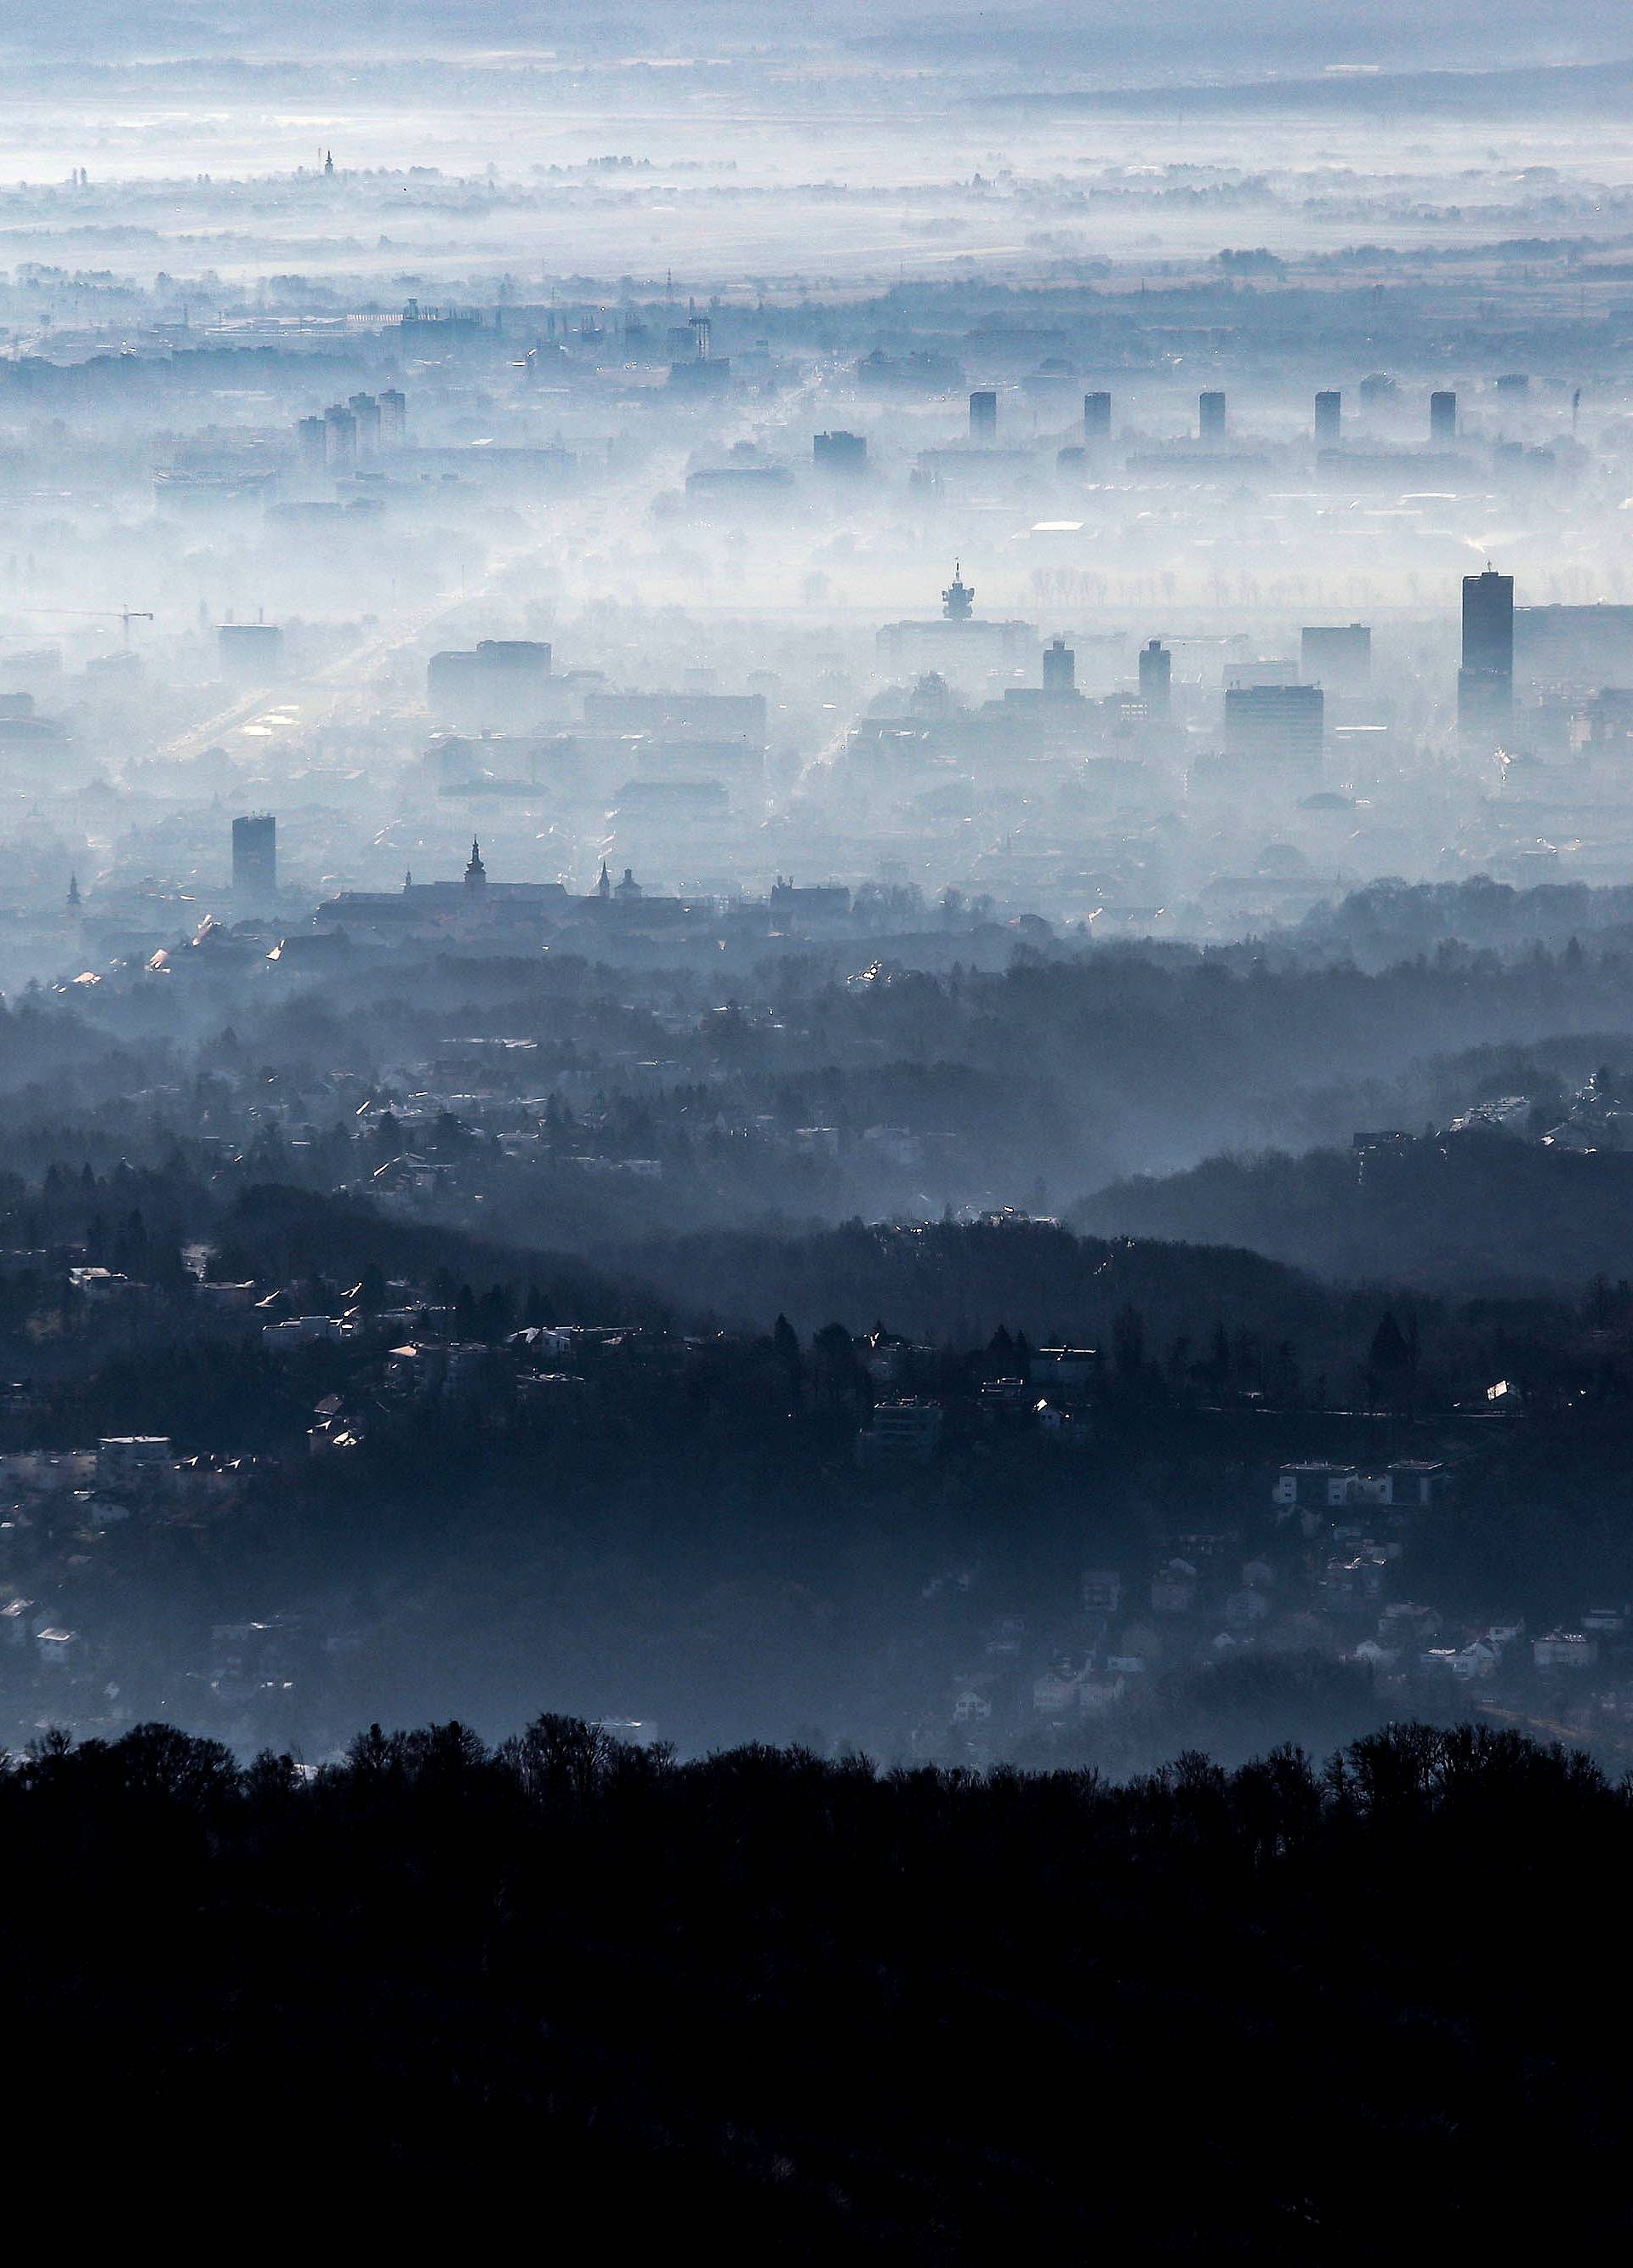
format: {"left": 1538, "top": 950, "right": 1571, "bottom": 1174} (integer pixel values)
{"left": 232, "top": 814, "right": 276, "bottom": 906}
{"left": 1139, "top": 638, "right": 1172, "bottom": 718}
{"left": 1459, "top": 567, "right": 1514, "bottom": 744}
{"left": 1463, "top": 567, "right": 1514, "bottom": 676}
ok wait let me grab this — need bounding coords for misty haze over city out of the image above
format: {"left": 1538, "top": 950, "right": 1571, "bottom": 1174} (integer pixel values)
{"left": 5, "top": 4, "right": 1633, "bottom": 2242}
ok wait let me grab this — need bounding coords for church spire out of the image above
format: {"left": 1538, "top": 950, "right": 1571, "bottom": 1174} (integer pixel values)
{"left": 464, "top": 838, "right": 486, "bottom": 892}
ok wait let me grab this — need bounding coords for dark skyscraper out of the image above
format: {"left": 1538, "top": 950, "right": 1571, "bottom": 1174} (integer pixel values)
{"left": 1042, "top": 636, "right": 1075, "bottom": 696}
{"left": 1084, "top": 390, "right": 1111, "bottom": 442}
{"left": 1314, "top": 390, "right": 1341, "bottom": 447}
{"left": 1459, "top": 567, "right": 1514, "bottom": 742}
{"left": 1463, "top": 567, "right": 1514, "bottom": 676}
{"left": 969, "top": 390, "right": 997, "bottom": 442}
{"left": 1430, "top": 389, "right": 1457, "bottom": 442}
{"left": 1139, "top": 637, "right": 1172, "bottom": 717}
{"left": 1199, "top": 390, "right": 1226, "bottom": 442}
{"left": 231, "top": 813, "right": 276, "bottom": 904}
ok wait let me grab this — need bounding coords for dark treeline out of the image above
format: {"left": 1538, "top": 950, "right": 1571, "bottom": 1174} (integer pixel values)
{"left": 1300, "top": 874, "right": 1633, "bottom": 965}
{"left": 620, "top": 1212, "right": 1329, "bottom": 1343}
{"left": 9, "top": 1712, "right": 1631, "bottom": 2249}
{"left": 1080, "top": 1130, "right": 1633, "bottom": 1285}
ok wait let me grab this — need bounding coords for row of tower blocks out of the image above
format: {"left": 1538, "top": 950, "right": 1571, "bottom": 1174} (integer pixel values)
{"left": 295, "top": 387, "right": 407, "bottom": 475}
{"left": 960, "top": 385, "right": 1465, "bottom": 445}
{"left": 1037, "top": 622, "right": 1339, "bottom": 764}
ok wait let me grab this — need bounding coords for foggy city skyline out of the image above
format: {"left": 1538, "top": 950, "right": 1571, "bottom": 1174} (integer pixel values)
{"left": 6, "top": 4, "right": 1633, "bottom": 2245}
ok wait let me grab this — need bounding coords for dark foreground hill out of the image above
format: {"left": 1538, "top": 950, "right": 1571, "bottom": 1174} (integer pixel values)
{"left": 11, "top": 1714, "right": 1633, "bottom": 2250}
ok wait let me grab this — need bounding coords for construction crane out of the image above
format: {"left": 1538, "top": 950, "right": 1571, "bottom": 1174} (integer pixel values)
{"left": 8, "top": 607, "right": 154, "bottom": 645}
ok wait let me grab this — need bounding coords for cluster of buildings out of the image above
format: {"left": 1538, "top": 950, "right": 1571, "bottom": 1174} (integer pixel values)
{"left": 0, "top": 1433, "right": 255, "bottom": 1684}
{"left": 923, "top": 1445, "right": 1633, "bottom": 1762}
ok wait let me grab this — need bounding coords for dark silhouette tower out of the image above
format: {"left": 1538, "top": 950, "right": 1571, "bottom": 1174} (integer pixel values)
{"left": 464, "top": 837, "right": 487, "bottom": 894}
{"left": 1042, "top": 636, "right": 1075, "bottom": 696}
{"left": 1459, "top": 567, "right": 1514, "bottom": 744}
{"left": 1430, "top": 389, "right": 1458, "bottom": 443}
{"left": 231, "top": 813, "right": 276, "bottom": 905}
{"left": 969, "top": 390, "right": 997, "bottom": 442}
{"left": 1139, "top": 638, "right": 1172, "bottom": 718}
{"left": 1314, "top": 390, "right": 1341, "bottom": 447}
{"left": 942, "top": 562, "right": 975, "bottom": 622}
{"left": 1083, "top": 390, "right": 1111, "bottom": 442}
{"left": 1198, "top": 390, "right": 1226, "bottom": 442}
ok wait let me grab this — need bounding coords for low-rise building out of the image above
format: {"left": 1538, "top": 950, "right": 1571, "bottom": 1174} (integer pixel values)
{"left": 262, "top": 1314, "right": 358, "bottom": 1348}
{"left": 1274, "top": 1462, "right": 1356, "bottom": 1512}
{"left": 96, "top": 1436, "right": 173, "bottom": 1494}
{"left": 385, "top": 1341, "right": 495, "bottom": 1397}
{"left": 1534, "top": 1631, "right": 1599, "bottom": 1671}
{"left": 858, "top": 1398, "right": 943, "bottom": 1462}
{"left": 1030, "top": 1346, "right": 1101, "bottom": 1393}
{"left": 0, "top": 1450, "right": 96, "bottom": 1492}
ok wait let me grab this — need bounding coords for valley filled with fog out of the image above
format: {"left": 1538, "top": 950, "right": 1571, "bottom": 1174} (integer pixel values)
{"left": 0, "top": 3, "right": 1629, "bottom": 1793}
{"left": 9, "top": 10, "right": 1633, "bottom": 2241}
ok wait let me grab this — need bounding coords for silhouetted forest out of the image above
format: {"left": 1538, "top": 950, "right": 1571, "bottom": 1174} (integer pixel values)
{"left": 1080, "top": 1132, "right": 1633, "bottom": 1284}
{"left": 12, "top": 1712, "right": 1631, "bottom": 2249}
{"left": 617, "top": 1213, "right": 1330, "bottom": 1340}
{"left": 1300, "top": 875, "right": 1633, "bottom": 965}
